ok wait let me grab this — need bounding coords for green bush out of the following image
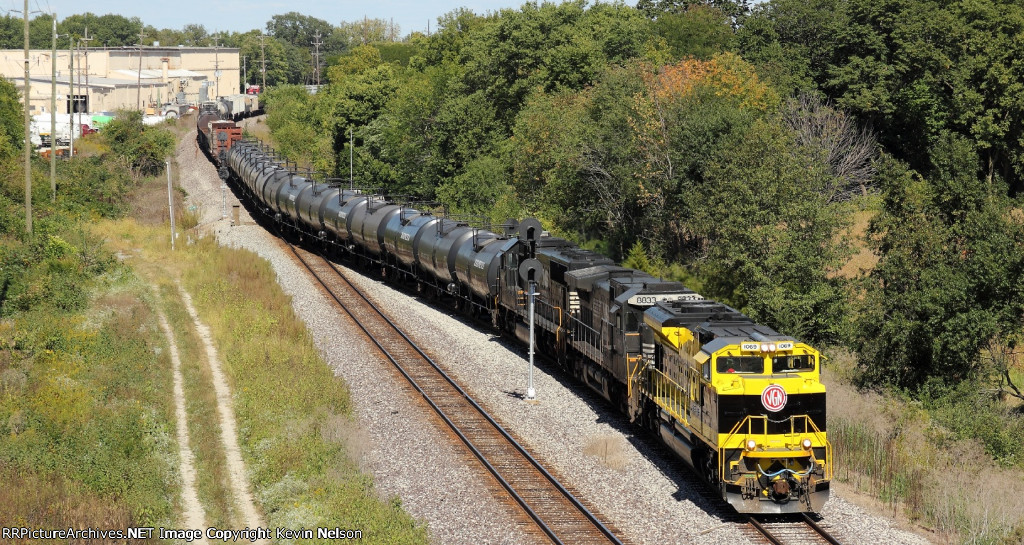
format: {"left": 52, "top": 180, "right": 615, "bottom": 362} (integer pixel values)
{"left": 924, "top": 382, "right": 1024, "bottom": 467}
{"left": 102, "top": 110, "right": 175, "bottom": 180}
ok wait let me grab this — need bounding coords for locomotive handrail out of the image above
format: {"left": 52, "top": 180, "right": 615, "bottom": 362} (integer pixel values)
{"left": 567, "top": 313, "right": 600, "bottom": 348}
{"left": 719, "top": 415, "right": 832, "bottom": 482}
{"left": 640, "top": 367, "right": 687, "bottom": 423}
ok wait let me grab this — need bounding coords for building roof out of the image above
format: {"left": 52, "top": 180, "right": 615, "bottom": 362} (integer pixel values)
{"left": 112, "top": 69, "right": 206, "bottom": 79}
{"left": 24, "top": 75, "right": 171, "bottom": 90}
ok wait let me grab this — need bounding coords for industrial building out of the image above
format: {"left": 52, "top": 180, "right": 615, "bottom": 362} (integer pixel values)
{"left": 0, "top": 46, "right": 240, "bottom": 114}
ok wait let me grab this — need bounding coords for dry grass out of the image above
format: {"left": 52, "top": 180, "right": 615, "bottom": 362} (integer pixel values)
{"left": 72, "top": 133, "right": 106, "bottom": 157}
{"left": 824, "top": 364, "right": 1024, "bottom": 544}
{"left": 240, "top": 115, "right": 271, "bottom": 142}
{"left": 156, "top": 281, "right": 238, "bottom": 528}
{"left": 0, "top": 464, "right": 143, "bottom": 543}
{"left": 126, "top": 168, "right": 186, "bottom": 227}
{"left": 583, "top": 433, "right": 629, "bottom": 471}
{"left": 320, "top": 410, "right": 374, "bottom": 474}
{"left": 834, "top": 207, "right": 879, "bottom": 279}
{"left": 90, "top": 168, "right": 426, "bottom": 540}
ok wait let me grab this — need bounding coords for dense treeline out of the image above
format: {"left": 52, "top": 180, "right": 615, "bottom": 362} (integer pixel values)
{"left": 0, "top": 12, "right": 402, "bottom": 87}
{"left": 261, "top": 0, "right": 1024, "bottom": 419}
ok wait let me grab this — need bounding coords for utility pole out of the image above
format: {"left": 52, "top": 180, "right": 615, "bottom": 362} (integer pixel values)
{"left": 67, "top": 34, "right": 74, "bottom": 156}
{"left": 80, "top": 27, "right": 92, "bottom": 115}
{"left": 258, "top": 33, "right": 267, "bottom": 89}
{"left": 311, "top": 32, "right": 323, "bottom": 86}
{"left": 23, "top": 0, "right": 32, "bottom": 235}
{"left": 241, "top": 55, "right": 247, "bottom": 92}
{"left": 50, "top": 12, "right": 57, "bottom": 202}
{"left": 349, "top": 127, "right": 353, "bottom": 190}
{"left": 212, "top": 33, "right": 220, "bottom": 100}
{"left": 166, "top": 160, "right": 175, "bottom": 250}
{"left": 136, "top": 31, "right": 146, "bottom": 110}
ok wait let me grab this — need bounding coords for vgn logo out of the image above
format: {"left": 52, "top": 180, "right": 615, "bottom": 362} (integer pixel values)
{"left": 761, "top": 384, "right": 787, "bottom": 412}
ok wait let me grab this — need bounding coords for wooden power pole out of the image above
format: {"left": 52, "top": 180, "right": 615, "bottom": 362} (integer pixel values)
{"left": 50, "top": 12, "right": 56, "bottom": 202}
{"left": 23, "top": 0, "right": 32, "bottom": 236}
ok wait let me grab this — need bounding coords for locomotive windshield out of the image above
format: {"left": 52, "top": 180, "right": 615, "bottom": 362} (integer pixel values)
{"left": 716, "top": 356, "right": 764, "bottom": 374}
{"left": 773, "top": 354, "right": 814, "bottom": 372}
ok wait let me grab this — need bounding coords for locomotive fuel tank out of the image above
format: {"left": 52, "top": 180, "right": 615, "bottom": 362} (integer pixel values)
{"left": 350, "top": 198, "right": 401, "bottom": 256}
{"left": 383, "top": 210, "right": 440, "bottom": 267}
{"left": 416, "top": 219, "right": 475, "bottom": 284}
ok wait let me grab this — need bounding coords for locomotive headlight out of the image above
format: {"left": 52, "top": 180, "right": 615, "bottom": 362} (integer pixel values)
{"left": 746, "top": 439, "right": 757, "bottom": 451}
{"left": 802, "top": 438, "right": 812, "bottom": 450}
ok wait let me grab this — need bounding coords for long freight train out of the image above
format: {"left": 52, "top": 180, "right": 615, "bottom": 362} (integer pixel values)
{"left": 198, "top": 109, "right": 832, "bottom": 514}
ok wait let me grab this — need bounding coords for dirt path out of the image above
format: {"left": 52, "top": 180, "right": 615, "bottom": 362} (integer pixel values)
{"left": 177, "top": 282, "right": 266, "bottom": 531}
{"left": 153, "top": 300, "right": 209, "bottom": 543}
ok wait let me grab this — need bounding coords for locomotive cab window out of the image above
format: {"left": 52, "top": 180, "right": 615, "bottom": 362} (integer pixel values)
{"left": 716, "top": 356, "right": 763, "bottom": 374}
{"left": 773, "top": 354, "right": 814, "bottom": 372}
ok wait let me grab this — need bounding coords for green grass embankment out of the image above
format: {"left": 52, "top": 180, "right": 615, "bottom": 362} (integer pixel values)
{"left": 95, "top": 211, "right": 428, "bottom": 543}
{"left": 0, "top": 234, "right": 177, "bottom": 539}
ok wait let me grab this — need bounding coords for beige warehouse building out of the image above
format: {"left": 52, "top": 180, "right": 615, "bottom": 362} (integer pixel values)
{"left": 0, "top": 46, "right": 240, "bottom": 114}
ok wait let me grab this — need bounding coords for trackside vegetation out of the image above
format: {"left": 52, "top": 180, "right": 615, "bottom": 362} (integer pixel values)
{"left": 0, "top": 80, "right": 426, "bottom": 541}
{"left": 0, "top": 86, "right": 177, "bottom": 536}
{"left": 92, "top": 217, "right": 428, "bottom": 544}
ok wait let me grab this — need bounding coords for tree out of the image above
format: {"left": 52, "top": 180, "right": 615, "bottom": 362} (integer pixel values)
{"left": 637, "top": 0, "right": 751, "bottom": 23}
{"left": 782, "top": 94, "right": 877, "bottom": 201}
{"left": 60, "top": 13, "right": 142, "bottom": 47}
{"left": 176, "top": 24, "right": 208, "bottom": 45}
{"left": 237, "top": 32, "right": 289, "bottom": 87}
{"left": 692, "top": 118, "right": 851, "bottom": 342}
{"left": 0, "top": 15, "right": 18, "bottom": 50}
{"left": 653, "top": 5, "right": 736, "bottom": 60}
{"left": 0, "top": 77, "right": 23, "bottom": 162}
{"left": 337, "top": 18, "right": 401, "bottom": 46}
{"left": 102, "top": 110, "right": 174, "bottom": 180}
{"left": 266, "top": 12, "right": 335, "bottom": 50}
{"left": 742, "top": 0, "right": 1024, "bottom": 193}
{"left": 856, "top": 141, "right": 1024, "bottom": 390}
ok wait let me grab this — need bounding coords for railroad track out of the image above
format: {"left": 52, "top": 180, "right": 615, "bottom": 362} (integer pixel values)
{"left": 286, "top": 242, "right": 624, "bottom": 545}
{"left": 745, "top": 513, "right": 842, "bottom": 545}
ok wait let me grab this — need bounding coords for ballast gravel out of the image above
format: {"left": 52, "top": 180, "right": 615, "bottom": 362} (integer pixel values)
{"left": 175, "top": 123, "right": 934, "bottom": 545}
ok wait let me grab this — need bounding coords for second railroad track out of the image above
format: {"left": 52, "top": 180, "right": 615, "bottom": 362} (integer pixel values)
{"left": 287, "top": 242, "right": 624, "bottom": 545}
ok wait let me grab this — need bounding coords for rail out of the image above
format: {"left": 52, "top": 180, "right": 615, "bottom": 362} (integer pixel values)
{"left": 746, "top": 514, "right": 843, "bottom": 545}
{"left": 287, "top": 243, "right": 622, "bottom": 545}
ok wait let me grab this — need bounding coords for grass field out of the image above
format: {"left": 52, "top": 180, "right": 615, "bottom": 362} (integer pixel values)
{"left": 93, "top": 170, "right": 428, "bottom": 542}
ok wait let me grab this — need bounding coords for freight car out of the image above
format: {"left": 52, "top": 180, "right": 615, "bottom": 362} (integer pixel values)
{"left": 199, "top": 122, "right": 832, "bottom": 514}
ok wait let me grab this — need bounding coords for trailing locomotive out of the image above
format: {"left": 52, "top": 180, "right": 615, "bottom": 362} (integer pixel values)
{"left": 198, "top": 118, "right": 832, "bottom": 514}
